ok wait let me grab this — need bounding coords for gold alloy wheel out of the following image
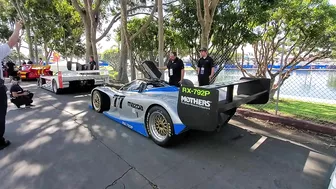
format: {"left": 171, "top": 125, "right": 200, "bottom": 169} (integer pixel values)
{"left": 149, "top": 111, "right": 170, "bottom": 142}
{"left": 92, "top": 91, "right": 101, "bottom": 111}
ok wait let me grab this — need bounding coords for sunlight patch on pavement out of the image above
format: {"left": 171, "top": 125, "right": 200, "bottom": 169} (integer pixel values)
{"left": 16, "top": 118, "right": 50, "bottom": 134}
{"left": 74, "top": 94, "right": 90, "bottom": 98}
{"left": 106, "top": 129, "right": 117, "bottom": 139}
{"left": 249, "top": 136, "right": 268, "bottom": 152}
{"left": 21, "top": 136, "right": 52, "bottom": 150}
{"left": 0, "top": 154, "right": 13, "bottom": 169}
{"left": 65, "top": 127, "right": 92, "bottom": 144}
{"left": 303, "top": 151, "right": 334, "bottom": 178}
{"left": 92, "top": 125, "right": 103, "bottom": 136}
{"left": 37, "top": 125, "right": 60, "bottom": 137}
{"left": 12, "top": 161, "right": 45, "bottom": 178}
{"left": 61, "top": 121, "right": 79, "bottom": 131}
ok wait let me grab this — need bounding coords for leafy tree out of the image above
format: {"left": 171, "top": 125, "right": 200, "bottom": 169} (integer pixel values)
{"left": 168, "top": 0, "right": 275, "bottom": 82}
{"left": 53, "top": 0, "right": 84, "bottom": 61}
{"left": 195, "top": 0, "right": 220, "bottom": 48}
{"left": 236, "top": 0, "right": 336, "bottom": 99}
{"left": 115, "top": 16, "right": 187, "bottom": 76}
{"left": 70, "top": 0, "right": 158, "bottom": 67}
{"left": 9, "top": 0, "right": 37, "bottom": 61}
{"left": 0, "top": 0, "right": 16, "bottom": 43}
{"left": 100, "top": 48, "right": 120, "bottom": 71}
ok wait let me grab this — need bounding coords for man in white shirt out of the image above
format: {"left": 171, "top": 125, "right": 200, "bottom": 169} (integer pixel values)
{"left": 0, "top": 21, "right": 22, "bottom": 150}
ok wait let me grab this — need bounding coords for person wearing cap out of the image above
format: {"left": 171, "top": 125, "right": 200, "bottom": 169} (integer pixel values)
{"left": 0, "top": 21, "right": 23, "bottom": 150}
{"left": 197, "top": 47, "right": 215, "bottom": 86}
{"left": 9, "top": 76, "right": 34, "bottom": 108}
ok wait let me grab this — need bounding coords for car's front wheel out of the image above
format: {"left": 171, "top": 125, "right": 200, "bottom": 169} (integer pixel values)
{"left": 146, "top": 106, "right": 175, "bottom": 147}
{"left": 92, "top": 90, "right": 110, "bottom": 113}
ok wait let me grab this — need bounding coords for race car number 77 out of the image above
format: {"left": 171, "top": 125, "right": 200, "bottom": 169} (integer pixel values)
{"left": 113, "top": 95, "right": 126, "bottom": 109}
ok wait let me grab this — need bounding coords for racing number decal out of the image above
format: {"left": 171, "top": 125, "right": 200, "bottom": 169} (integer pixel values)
{"left": 113, "top": 95, "right": 125, "bottom": 109}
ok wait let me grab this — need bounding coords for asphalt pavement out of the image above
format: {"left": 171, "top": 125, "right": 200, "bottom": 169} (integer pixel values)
{"left": 0, "top": 81, "right": 335, "bottom": 189}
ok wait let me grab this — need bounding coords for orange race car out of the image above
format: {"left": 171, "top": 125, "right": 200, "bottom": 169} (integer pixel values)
{"left": 18, "top": 64, "right": 53, "bottom": 80}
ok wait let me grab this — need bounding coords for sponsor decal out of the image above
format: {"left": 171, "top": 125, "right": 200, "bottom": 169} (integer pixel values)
{"left": 180, "top": 96, "right": 211, "bottom": 110}
{"left": 122, "top": 121, "right": 133, "bottom": 129}
{"left": 181, "top": 87, "right": 211, "bottom": 97}
{"left": 127, "top": 101, "right": 144, "bottom": 111}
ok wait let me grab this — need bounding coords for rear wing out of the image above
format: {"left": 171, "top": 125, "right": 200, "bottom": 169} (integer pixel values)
{"left": 177, "top": 77, "right": 271, "bottom": 131}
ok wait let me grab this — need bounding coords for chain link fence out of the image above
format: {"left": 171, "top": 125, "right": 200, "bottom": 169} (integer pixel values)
{"left": 214, "top": 67, "right": 336, "bottom": 125}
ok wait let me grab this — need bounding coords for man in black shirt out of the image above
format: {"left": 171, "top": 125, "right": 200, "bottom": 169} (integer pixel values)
{"left": 163, "top": 52, "right": 185, "bottom": 87}
{"left": 197, "top": 47, "right": 215, "bottom": 86}
{"left": 10, "top": 76, "right": 34, "bottom": 108}
{"left": 6, "top": 61, "right": 16, "bottom": 82}
{"left": 89, "top": 56, "right": 97, "bottom": 70}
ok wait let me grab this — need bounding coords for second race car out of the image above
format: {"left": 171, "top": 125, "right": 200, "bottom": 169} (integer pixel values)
{"left": 89, "top": 61, "right": 271, "bottom": 147}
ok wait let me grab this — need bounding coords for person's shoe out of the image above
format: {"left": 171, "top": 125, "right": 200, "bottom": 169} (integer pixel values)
{"left": 0, "top": 140, "right": 11, "bottom": 150}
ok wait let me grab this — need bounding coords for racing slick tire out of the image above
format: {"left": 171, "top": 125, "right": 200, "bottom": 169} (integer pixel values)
{"left": 91, "top": 90, "right": 110, "bottom": 113}
{"left": 146, "top": 105, "right": 175, "bottom": 147}
{"left": 181, "top": 79, "right": 194, "bottom": 87}
{"left": 52, "top": 80, "right": 60, "bottom": 94}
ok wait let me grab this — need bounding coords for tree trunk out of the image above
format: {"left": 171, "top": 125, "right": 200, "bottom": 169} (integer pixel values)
{"left": 34, "top": 37, "right": 38, "bottom": 64}
{"left": 129, "top": 45, "right": 136, "bottom": 80}
{"left": 158, "top": 0, "right": 164, "bottom": 79}
{"left": 117, "top": 0, "right": 129, "bottom": 83}
{"left": 25, "top": 24, "right": 34, "bottom": 61}
{"left": 201, "top": 26, "right": 210, "bottom": 48}
{"left": 84, "top": 21, "right": 93, "bottom": 67}
{"left": 86, "top": 1, "right": 99, "bottom": 70}
{"left": 118, "top": 30, "right": 129, "bottom": 83}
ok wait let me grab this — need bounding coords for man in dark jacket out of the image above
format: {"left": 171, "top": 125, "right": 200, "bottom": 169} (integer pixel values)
{"left": 197, "top": 47, "right": 215, "bottom": 86}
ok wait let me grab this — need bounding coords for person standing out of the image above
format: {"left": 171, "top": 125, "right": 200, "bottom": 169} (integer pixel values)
{"left": 6, "top": 60, "right": 16, "bottom": 82}
{"left": 158, "top": 52, "right": 185, "bottom": 87}
{"left": 89, "top": 56, "right": 97, "bottom": 70}
{"left": 166, "top": 52, "right": 185, "bottom": 87}
{"left": 39, "top": 58, "right": 43, "bottom": 65}
{"left": 197, "top": 47, "right": 215, "bottom": 86}
{"left": 0, "top": 21, "right": 22, "bottom": 150}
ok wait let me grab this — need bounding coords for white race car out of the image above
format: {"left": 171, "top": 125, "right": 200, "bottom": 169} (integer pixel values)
{"left": 38, "top": 70, "right": 109, "bottom": 94}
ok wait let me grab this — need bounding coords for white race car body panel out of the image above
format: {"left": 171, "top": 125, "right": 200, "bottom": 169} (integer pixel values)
{"left": 39, "top": 70, "right": 109, "bottom": 93}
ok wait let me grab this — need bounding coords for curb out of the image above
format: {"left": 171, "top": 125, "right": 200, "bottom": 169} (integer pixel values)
{"left": 236, "top": 109, "right": 336, "bottom": 136}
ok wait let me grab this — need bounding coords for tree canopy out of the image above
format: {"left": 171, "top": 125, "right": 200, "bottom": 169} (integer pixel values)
{"left": 1, "top": 0, "right": 336, "bottom": 91}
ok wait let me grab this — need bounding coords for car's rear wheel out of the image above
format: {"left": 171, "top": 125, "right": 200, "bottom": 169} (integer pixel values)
{"left": 37, "top": 78, "right": 42, "bottom": 87}
{"left": 92, "top": 90, "right": 109, "bottom": 113}
{"left": 52, "top": 80, "right": 60, "bottom": 94}
{"left": 146, "top": 106, "right": 175, "bottom": 147}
